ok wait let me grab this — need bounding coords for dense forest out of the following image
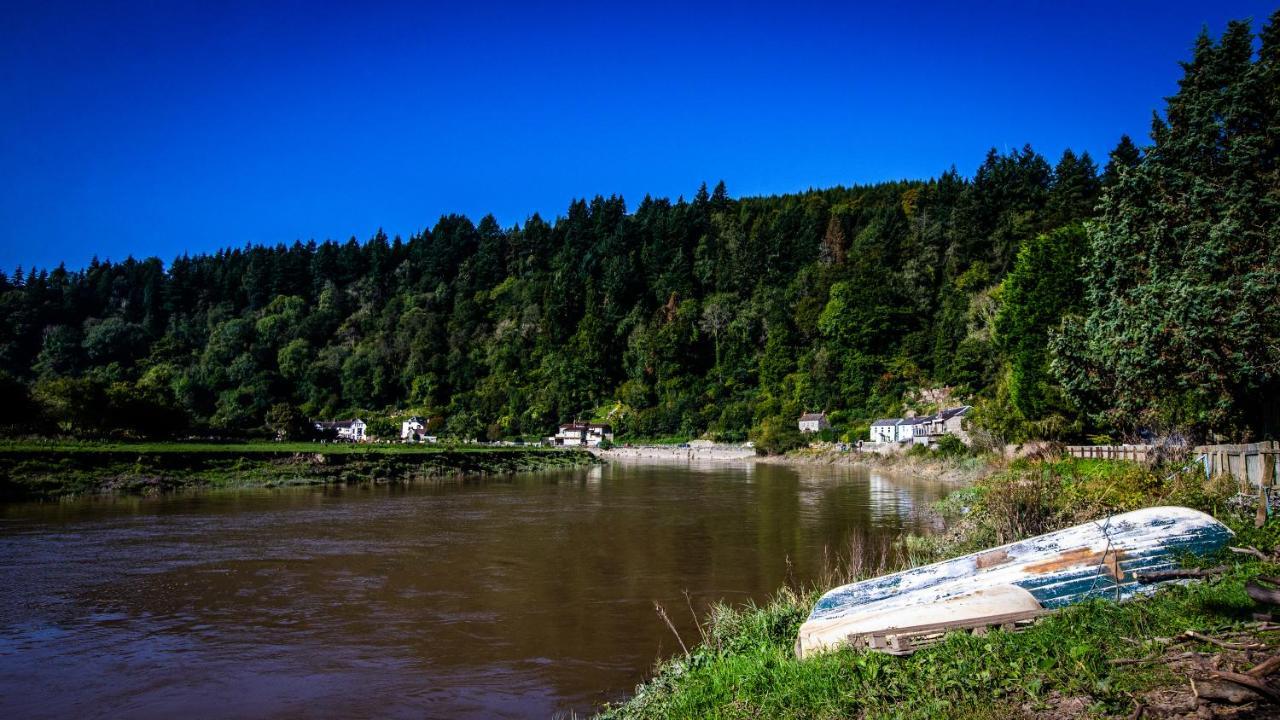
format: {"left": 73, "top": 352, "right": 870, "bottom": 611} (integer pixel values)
{"left": 1, "top": 13, "right": 1277, "bottom": 446}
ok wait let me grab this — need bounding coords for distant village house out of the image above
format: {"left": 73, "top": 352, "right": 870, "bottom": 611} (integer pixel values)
{"left": 870, "top": 418, "right": 916, "bottom": 444}
{"left": 313, "top": 418, "right": 368, "bottom": 442}
{"left": 400, "top": 416, "right": 436, "bottom": 443}
{"left": 798, "top": 412, "right": 831, "bottom": 434}
{"left": 552, "top": 423, "right": 613, "bottom": 447}
{"left": 867, "top": 406, "right": 971, "bottom": 447}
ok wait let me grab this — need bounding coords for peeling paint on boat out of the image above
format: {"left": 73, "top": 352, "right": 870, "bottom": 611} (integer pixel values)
{"left": 797, "top": 507, "right": 1232, "bottom": 656}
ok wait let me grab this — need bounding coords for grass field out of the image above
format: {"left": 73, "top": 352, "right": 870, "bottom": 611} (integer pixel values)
{"left": 0, "top": 439, "right": 558, "bottom": 455}
{"left": 0, "top": 439, "right": 598, "bottom": 500}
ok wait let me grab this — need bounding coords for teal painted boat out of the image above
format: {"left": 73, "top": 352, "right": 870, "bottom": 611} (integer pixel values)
{"left": 797, "top": 506, "right": 1233, "bottom": 657}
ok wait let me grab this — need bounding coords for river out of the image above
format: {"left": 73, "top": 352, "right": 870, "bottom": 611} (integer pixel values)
{"left": 0, "top": 460, "right": 948, "bottom": 719}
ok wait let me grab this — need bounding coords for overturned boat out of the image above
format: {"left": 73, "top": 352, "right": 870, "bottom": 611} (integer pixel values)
{"left": 796, "top": 506, "right": 1233, "bottom": 657}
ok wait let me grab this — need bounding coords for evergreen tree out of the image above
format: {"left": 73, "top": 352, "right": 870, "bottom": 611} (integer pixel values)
{"left": 1053, "top": 14, "right": 1280, "bottom": 437}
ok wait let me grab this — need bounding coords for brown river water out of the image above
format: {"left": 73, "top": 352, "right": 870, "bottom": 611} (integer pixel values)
{"left": 0, "top": 461, "right": 947, "bottom": 719}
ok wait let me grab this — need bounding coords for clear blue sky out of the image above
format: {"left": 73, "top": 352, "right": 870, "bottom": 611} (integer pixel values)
{"left": 1, "top": 0, "right": 1275, "bottom": 271}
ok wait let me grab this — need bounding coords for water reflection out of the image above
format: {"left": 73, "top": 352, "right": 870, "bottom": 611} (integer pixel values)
{"left": 0, "top": 462, "right": 947, "bottom": 719}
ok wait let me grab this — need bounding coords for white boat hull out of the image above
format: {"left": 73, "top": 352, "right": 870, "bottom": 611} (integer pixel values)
{"left": 797, "top": 506, "right": 1233, "bottom": 657}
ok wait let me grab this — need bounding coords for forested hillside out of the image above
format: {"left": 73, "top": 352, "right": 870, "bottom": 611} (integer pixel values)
{"left": 1, "top": 13, "right": 1276, "bottom": 444}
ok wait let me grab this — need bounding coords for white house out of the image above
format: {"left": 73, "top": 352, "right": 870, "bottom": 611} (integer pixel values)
{"left": 553, "top": 423, "right": 614, "bottom": 447}
{"left": 870, "top": 419, "right": 898, "bottom": 443}
{"left": 896, "top": 417, "right": 922, "bottom": 442}
{"left": 314, "top": 419, "right": 367, "bottom": 442}
{"left": 798, "top": 412, "right": 831, "bottom": 434}
{"left": 870, "top": 417, "right": 924, "bottom": 444}
{"left": 400, "top": 416, "right": 435, "bottom": 442}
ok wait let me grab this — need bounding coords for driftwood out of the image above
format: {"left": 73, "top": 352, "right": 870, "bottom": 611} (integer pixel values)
{"left": 1228, "top": 546, "right": 1272, "bottom": 562}
{"left": 1246, "top": 653, "right": 1280, "bottom": 678}
{"left": 1109, "top": 656, "right": 1155, "bottom": 666}
{"left": 1180, "top": 630, "right": 1266, "bottom": 650}
{"left": 1207, "top": 670, "right": 1280, "bottom": 702}
{"left": 1193, "top": 677, "right": 1263, "bottom": 704}
{"left": 1246, "top": 576, "right": 1280, "bottom": 606}
{"left": 1135, "top": 566, "right": 1227, "bottom": 584}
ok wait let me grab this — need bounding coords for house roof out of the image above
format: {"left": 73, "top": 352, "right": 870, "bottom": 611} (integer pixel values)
{"left": 871, "top": 419, "right": 900, "bottom": 427}
{"left": 799, "top": 412, "right": 827, "bottom": 422}
{"left": 314, "top": 419, "right": 364, "bottom": 429}
{"left": 939, "top": 405, "right": 972, "bottom": 419}
{"left": 558, "top": 423, "right": 612, "bottom": 432}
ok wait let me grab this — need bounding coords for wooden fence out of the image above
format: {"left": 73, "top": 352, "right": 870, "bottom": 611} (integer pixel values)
{"left": 1196, "top": 441, "right": 1279, "bottom": 494}
{"left": 1064, "top": 445, "right": 1154, "bottom": 462}
{"left": 1066, "top": 441, "right": 1280, "bottom": 493}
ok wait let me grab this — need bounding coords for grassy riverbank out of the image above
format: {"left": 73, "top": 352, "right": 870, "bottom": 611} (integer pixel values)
{"left": 0, "top": 441, "right": 599, "bottom": 500}
{"left": 601, "top": 456, "right": 1280, "bottom": 719}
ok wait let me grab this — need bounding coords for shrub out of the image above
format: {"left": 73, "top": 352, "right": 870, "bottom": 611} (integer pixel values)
{"left": 905, "top": 442, "right": 931, "bottom": 458}
{"left": 933, "top": 434, "right": 968, "bottom": 457}
{"left": 750, "top": 417, "right": 807, "bottom": 456}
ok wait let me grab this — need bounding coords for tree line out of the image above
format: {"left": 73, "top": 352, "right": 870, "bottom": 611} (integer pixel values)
{"left": 1, "top": 12, "right": 1276, "bottom": 445}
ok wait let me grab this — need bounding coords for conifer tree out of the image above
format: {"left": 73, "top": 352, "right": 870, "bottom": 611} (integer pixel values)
{"left": 1053, "top": 14, "right": 1280, "bottom": 437}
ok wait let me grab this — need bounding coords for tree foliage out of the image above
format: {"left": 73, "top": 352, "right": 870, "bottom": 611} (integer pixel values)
{"left": 3, "top": 15, "right": 1275, "bottom": 443}
{"left": 1053, "top": 13, "right": 1280, "bottom": 438}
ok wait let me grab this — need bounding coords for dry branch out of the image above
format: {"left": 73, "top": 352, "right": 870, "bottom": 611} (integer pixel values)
{"left": 654, "top": 602, "right": 689, "bottom": 658}
{"left": 1208, "top": 670, "right": 1280, "bottom": 702}
{"left": 1180, "top": 630, "right": 1266, "bottom": 650}
{"left": 1247, "top": 653, "right": 1280, "bottom": 678}
{"left": 1193, "top": 677, "right": 1263, "bottom": 704}
{"left": 1135, "top": 566, "right": 1226, "bottom": 584}
{"left": 1108, "top": 656, "right": 1153, "bottom": 666}
{"left": 1229, "top": 546, "right": 1271, "bottom": 562}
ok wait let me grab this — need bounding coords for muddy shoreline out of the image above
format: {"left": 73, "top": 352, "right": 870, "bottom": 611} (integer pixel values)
{"left": 599, "top": 443, "right": 989, "bottom": 483}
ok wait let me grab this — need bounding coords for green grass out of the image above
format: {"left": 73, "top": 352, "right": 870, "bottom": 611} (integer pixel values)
{"left": 0, "top": 439, "right": 560, "bottom": 455}
{"left": 0, "top": 440, "right": 598, "bottom": 500}
{"left": 600, "top": 456, "right": 1279, "bottom": 719}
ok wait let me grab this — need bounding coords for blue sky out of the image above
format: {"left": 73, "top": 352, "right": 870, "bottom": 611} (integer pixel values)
{"left": 1, "top": 1, "right": 1275, "bottom": 271}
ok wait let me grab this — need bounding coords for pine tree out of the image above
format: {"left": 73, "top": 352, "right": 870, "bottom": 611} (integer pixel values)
{"left": 1053, "top": 16, "right": 1280, "bottom": 437}
{"left": 1101, "top": 134, "right": 1142, "bottom": 188}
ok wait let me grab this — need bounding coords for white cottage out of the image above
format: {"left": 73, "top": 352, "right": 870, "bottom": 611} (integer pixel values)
{"left": 314, "top": 419, "right": 367, "bottom": 442}
{"left": 870, "top": 419, "right": 898, "bottom": 443}
{"left": 870, "top": 417, "right": 923, "bottom": 444}
{"left": 400, "top": 416, "right": 436, "bottom": 442}
{"left": 895, "top": 417, "right": 922, "bottom": 442}
{"left": 554, "top": 423, "right": 614, "bottom": 447}
{"left": 798, "top": 412, "right": 831, "bottom": 434}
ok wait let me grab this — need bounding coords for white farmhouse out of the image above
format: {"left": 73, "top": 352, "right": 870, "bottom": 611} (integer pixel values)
{"left": 400, "top": 416, "right": 435, "bottom": 442}
{"left": 798, "top": 412, "right": 831, "bottom": 434}
{"left": 553, "top": 423, "right": 614, "bottom": 447}
{"left": 870, "top": 417, "right": 922, "bottom": 444}
{"left": 869, "top": 419, "right": 898, "bottom": 443}
{"left": 314, "top": 419, "right": 368, "bottom": 442}
{"left": 896, "top": 417, "right": 922, "bottom": 442}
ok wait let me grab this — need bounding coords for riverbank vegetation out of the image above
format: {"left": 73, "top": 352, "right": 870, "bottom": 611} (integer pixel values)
{"left": 1, "top": 14, "right": 1275, "bottom": 448}
{"left": 600, "top": 456, "right": 1280, "bottom": 719}
{"left": 0, "top": 442, "right": 598, "bottom": 500}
